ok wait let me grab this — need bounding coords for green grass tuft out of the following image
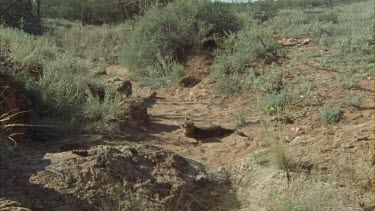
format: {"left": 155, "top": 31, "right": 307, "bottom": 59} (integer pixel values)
{"left": 320, "top": 105, "right": 343, "bottom": 124}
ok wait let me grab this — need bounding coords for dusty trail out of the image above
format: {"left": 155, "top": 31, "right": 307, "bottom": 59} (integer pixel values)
{"left": 147, "top": 91, "right": 258, "bottom": 170}
{"left": 104, "top": 66, "right": 262, "bottom": 171}
{"left": 103, "top": 53, "right": 375, "bottom": 208}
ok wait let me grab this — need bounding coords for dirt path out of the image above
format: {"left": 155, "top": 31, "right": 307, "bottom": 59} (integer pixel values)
{"left": 102, "top": 47, "right": 375, "bottom": 208}
{"left": 147, "top": 91, "right": 258, "bottom": 170}
{"left": 103, "top": 66, "right": 263, "bottom": 171}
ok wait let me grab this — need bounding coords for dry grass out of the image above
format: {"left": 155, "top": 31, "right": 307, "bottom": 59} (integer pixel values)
{"left": 267, "top": 176, "right": 344, "bottom": 211}
{"left": 0, "top": 109, "right": 30, "bottom": 147}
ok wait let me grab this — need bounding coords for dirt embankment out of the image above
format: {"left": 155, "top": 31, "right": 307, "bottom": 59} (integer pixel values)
{"left": 0, "top": 72, "right": 33, "bottom": 145}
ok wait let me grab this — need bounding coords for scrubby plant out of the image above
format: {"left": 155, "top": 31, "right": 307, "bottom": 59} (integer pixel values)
{"left": 48, "top": 24, "right": 124, "bottom": 64}
{"left": 337, "top": 74, "right": 358, "bottom": 90}
{"left": 320, "top": 105, "right": 343, "bottom": 124}
{"left": 268, "top": 177, "right": 342, "bottom": 211}
{"left": 214, "top": 74, "right": 243, "bottom": 96}
{"left": 317, "top": 11, "right": 339, "bottom": 24}
{"left": 121, "top": 0, "right": 241, "bottom": 86}
{"left": 1, "top": 26, "right": 128, "bottom": 136}
{"left": 82, "top": 91, "right": 125, "bottom": 134}
{"left": 253, "top": 65, "right": 288, "bottom": 94}
{"left": 212, "top": 25, "right": 281, "bottom": 95}
{"left": 250, "top": 0, "right": 278, "bottom": 23}
{"left": 264, "top": 1, "right": 373, "bottom": 77}
{"left": 235, "top": 110, "right": 247, "bottom": 128}
{"left": 0, "top": 38, "right": 13, "bottom": 71}
{"left": 253, "top": 149, "right": 272, "bottom": 166}
{"left": 270, "top": 140, "right": 296, "bottom": 173}
{"left": 301, "top": 79, "right": 316, "bottom": 94}
{"left": 258, "top": 90, "right": 297, "bottom": 115}
{"left": 344, "top": 92, "right": 362, "bottom": 108}
{"left": 213, "top": 28, "right": 279, "bottom": 76}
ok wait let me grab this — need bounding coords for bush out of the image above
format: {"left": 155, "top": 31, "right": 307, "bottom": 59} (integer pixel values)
{"left": 317, "top": 11, "right": 339, "bottom": 24}
{"left": 121, "top": 0, "right": 240, "bottom": 86}
{"left": 214, "top": 74, "right": 243, "bottom": 96}
{"left": 270, "top": 140, "right": 296, "bottom": 172}
{"left": 320, "top": 105, "right": 343, "bottom": 124}
{"left": 1, "top": 27, "right": 128, "bottom": 135}
{"left": 264, "top": 2, "right": 373, "bottom": 77}
{"left": 213, "top": 28, "right": 279, "bottom": 76}
{"left": 268, "top": 177, "right": 342, "bottom": 210}
{"left": 47, "top": 24, "right": 124, "bottom": 64}
{"left": 250, "top": 0, "right": 278, "bottom": 23}
{"left": 344, "top": 92, "right": 361, "bottom": 108}
{"left": 212, "top": 26, "right": 280, "bottom": 95}
{"left": 253, "top": 65, "right": 289, "bottom": 94}
{"left": 337, "top": 74, "right": 358, "bottom": 90}
{"left": 82, "top": 92, "right": 125, "bottom": 134}
{"left": 235, "top": 110, "right": 247, "bottom": 128}
{"left": 258, "top": 90, "right": 297, "bottom": 115}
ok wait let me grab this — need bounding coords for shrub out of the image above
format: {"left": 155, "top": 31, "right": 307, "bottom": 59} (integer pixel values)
{"left": 258, "top": 90, "right": 297, "bottom": 115}
{"left": 213, "top": 28, "right": 279, "bottom": 76}
{"left": 0, "top": 38, "right": 13, "bottom": 71}
{"left": 344, "top": 93, "right": 361, "bottom": 108}
{"left": 320, "top": 105, "right": 343, "bottom": 124}
{"left": 212, "top": 26, "right": 281, "bottom": 95}
{"left": 268, "top": 177, "right": 342, "bottom": 211}
{"left": 250, "top": 0, "right": 278, "bottom": 23}
{"left": 264, "top": 2, "right": 373, "bottom": 77}
{"left": 214, "top": 74, "right": 243, "bottom": 96}
{"left": 1, "top": 27, "right": 128, "bottom": 135}
{"left": 253, "top": 149, "right": 272, "bottom": 166}
{"left": 337, "top": 74, "right": 358, "bottom": 90}
{"left": 48, "top": 24, "right": 124, "bottom": 64}
{"left": 82, "top": 91, "right": 125, "bottom": 134}
{"left": 270, "top": 140, "right": 296, "bottom": 172}
{"left": 121, "top": 0, "right": 240, "bottom": 86}
{"left": 317, "top": 11, "right": 339, "bottom": 24}
{"left": 235, "top": 110, "right": 247, "bottom": 128}
{"left": 253, "top": 65, "right": 288, "bottom": 93}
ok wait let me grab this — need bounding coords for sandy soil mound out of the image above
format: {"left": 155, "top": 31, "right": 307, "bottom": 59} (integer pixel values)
{"left": 29, "top": 144, "right": 239, "bottom": 210}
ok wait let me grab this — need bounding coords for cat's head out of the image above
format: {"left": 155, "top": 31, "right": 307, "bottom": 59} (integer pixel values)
{"left": 181, "top": 117, "right": 194, "bottom": 129}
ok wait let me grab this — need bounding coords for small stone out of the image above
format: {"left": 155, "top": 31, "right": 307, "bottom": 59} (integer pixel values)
{"left": 343, "top": 144, "right": 354, "bottom": 149}
{"left": 290, "top": 136, "right": 304, "bottom": 145}
{"left": 228, "top": 141, "right": 236, "bottom": 147}
{"left": 285, "top": 135, "right": 292, "bottom": 142}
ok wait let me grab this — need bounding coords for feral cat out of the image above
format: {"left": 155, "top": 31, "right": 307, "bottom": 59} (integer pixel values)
{"left": 117, "top": 80, "right": 132, "bottom": 98}
{"left": 181, "top": 117, "right": 247, "bottom": 139}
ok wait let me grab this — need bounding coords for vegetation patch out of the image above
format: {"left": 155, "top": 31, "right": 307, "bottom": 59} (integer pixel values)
{"left": 344, "top": 92, "right": 362, "bottom": 108}
{"left": 320, "top": 105, "right": 343, "bottom": 124}
{"left": 121, "top": 0, "right": 240, "bottom": 86}
{"left": 0, "top": 26, "right": 127, "bottom": 135}
{"left": 258, "top": 90, "right": 297, "bottom": 115}
{"left": 268, "top": 177, "right": 342, "bottom": 211}
{"left": 270, "top": 140, "right": 297, "bottom": 173}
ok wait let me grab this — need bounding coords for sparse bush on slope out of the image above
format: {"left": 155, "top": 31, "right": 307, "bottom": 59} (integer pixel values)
{"left": 265, "top": 2, "right": 374, "bottom": 76}
{"left": 0, "top": 26, "right": 126, "bottom": 135}
{"left": 121, "top": 0, "right": 241, "bottom": 86}
{"left": 212, "top": 27, "right": 280, "bottom": 95}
